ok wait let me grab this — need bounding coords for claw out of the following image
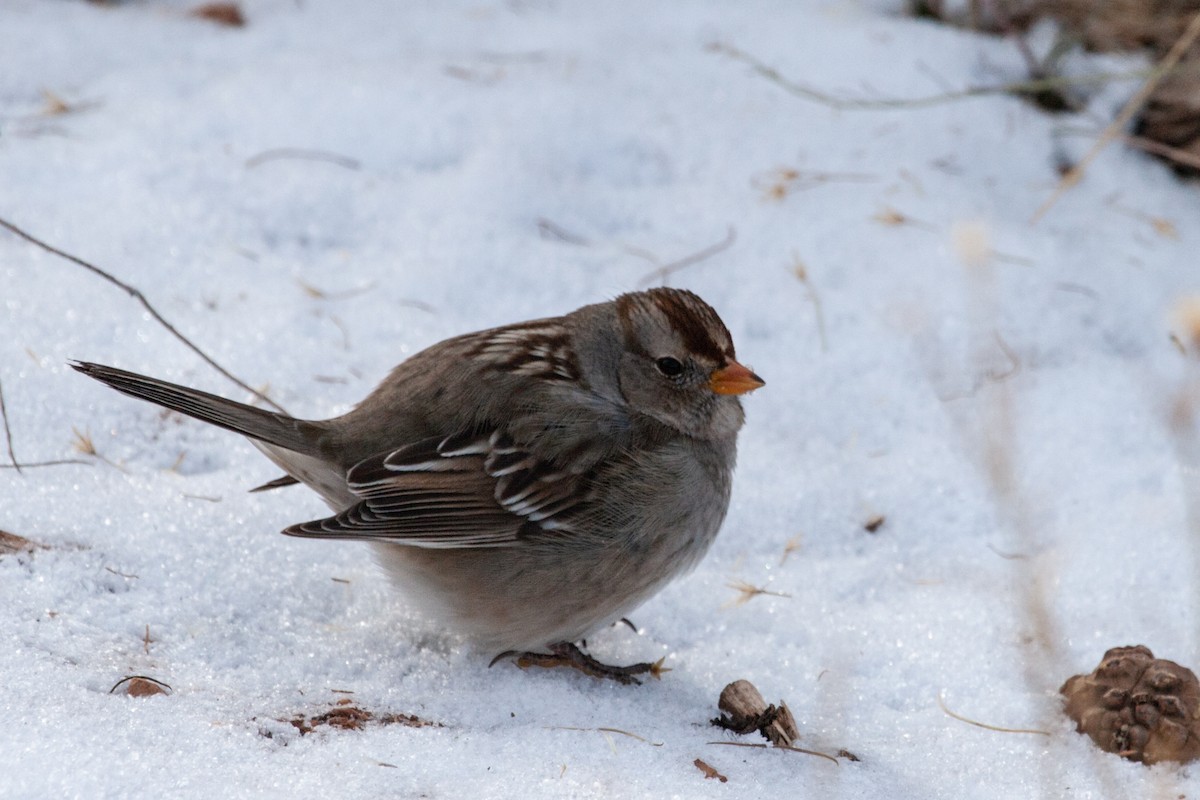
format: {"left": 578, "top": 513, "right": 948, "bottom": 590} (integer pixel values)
{"left": 488, "top": 650, "right": 518, "bottom": 668}
{"left": 648, "top": 656, "right": 672, "bottom": 680}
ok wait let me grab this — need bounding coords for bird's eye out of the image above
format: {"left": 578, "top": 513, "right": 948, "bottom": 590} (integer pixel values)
{"left": 655, "top": 357, "right": 684, "bottom": 377}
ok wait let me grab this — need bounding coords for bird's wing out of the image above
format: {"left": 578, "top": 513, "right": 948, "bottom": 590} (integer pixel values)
{"left": 282, "top": 429, "right": 591, "bottom": 548}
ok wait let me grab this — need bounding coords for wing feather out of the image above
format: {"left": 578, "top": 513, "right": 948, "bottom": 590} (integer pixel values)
{"left": 283, "top": 430, "right": 589, "bottom": 548}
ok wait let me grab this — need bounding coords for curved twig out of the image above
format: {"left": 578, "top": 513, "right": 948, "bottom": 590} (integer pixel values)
{"left": 0, "top": 216, "right": 286, "bottom": 413}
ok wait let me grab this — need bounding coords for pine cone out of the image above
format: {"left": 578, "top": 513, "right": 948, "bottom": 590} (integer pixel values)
{"left": 1060, "top": 645, "right": 1200, "bottom": 764}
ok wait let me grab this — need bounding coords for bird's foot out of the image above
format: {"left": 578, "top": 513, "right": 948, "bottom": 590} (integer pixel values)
{"left": 489, "top": 642, "right": 669, "bottom": 685}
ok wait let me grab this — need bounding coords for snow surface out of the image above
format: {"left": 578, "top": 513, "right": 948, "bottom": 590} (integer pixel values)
{"left": 3, "top": 1, "right": 1200, "bottom": 797}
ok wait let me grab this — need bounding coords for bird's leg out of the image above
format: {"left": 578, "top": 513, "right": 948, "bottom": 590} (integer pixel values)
{"left": 488, "top": 642, "right": 668, "bottom": 685}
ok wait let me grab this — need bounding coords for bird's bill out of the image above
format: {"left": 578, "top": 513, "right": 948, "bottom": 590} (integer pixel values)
{"left": 709, "top": 361, "right": 765, "bottom": 395}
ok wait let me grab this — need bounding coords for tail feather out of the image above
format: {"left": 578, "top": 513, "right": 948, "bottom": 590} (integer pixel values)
{"left": 71, "top": 361, "right": 323, "bottom": 457}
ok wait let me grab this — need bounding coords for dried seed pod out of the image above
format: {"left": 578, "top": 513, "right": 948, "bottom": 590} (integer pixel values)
{"left": 110, "top": 675, "right": 172, "bottom": 697}
{"left": 1061, "top": 645, "right": 1200, "bottom": 764}
{"left": 712, "top": 679, "right": 800, "bottom": 747}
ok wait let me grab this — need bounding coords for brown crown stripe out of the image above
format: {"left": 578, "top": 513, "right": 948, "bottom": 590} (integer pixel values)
{"left": 644, "top": 288, "right": 733, "bottom": 362}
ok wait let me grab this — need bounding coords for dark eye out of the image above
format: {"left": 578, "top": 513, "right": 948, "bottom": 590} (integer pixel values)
{"left": 655, "top": 357, "right": 684, "bottom": 377}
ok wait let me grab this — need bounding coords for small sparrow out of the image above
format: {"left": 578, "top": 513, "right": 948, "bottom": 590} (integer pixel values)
{"left": 73, "top": 287, "right": 763, "bottom": 683}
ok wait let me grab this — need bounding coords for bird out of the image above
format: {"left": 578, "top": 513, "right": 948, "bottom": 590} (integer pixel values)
{"left": 72, "top": 287, "right": 763, "bottom": 683}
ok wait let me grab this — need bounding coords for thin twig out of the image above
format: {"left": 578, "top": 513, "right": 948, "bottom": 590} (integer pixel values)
{"left": 0, "top": 459, "right": 91, "bottom": 470}
{"left": 0, "top": 216, "right": 287, "bottom": 413}
{"left": 936, "top": 690, "right": 1050, "bottom": 736}
{"left": 708, "top": 41, "right": 1154, "bottom": 111}
{"left": 0, "top": 378, "right": 20, "bottom": 474}
{"left": 1031, "top": 10, "right": 1200, "bottom": 223}
{"left": 638, "top": 226, "right": 737, "bottom": 286}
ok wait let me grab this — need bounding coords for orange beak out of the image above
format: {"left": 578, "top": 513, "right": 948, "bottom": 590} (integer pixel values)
{"left": 709, "top": 361, "right": 765, "bottom": 396}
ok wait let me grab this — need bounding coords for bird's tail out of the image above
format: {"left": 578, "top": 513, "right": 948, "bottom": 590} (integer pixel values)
{"left": 71, "top": 361, "right": 324, "bottom": 457}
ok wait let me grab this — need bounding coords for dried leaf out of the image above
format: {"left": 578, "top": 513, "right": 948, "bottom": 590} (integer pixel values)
{"left": 189, "top": 2, "right": 245, "bottom": 26}
{"left": 693, "top": 758, "right": 728, "bottom": 782}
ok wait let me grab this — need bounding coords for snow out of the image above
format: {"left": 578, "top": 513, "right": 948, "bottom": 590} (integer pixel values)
{"left": 3, "top": 0, "right": 1199, "bottom": 796}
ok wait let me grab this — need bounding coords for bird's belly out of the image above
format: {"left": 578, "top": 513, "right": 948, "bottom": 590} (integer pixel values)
{"left": 369, "top": 526, "right": 717, "bottom": 652}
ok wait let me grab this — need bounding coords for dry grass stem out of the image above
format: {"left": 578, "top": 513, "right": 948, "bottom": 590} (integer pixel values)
{"left": 0, "top": 215, "right": 286, "bottom": 413}
{"left": 936, "top": 690, "right": 1050, "bottom": 736}
{"left": 706, "top": 740, "right": 842, "bottom": 765}
{"left": 549, "top": 726, "right": 664, "bottom": 746}
{"left": 791, "top": 255, "right": 829, "bottom": 352}
{"left": 245, "top": 148, "right": 360, "bottom": 170}
{"left": 1032, "top": 10, "right": 1200, "bottom": 223}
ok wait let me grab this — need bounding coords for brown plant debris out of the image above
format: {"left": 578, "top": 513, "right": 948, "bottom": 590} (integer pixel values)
{"left": 1061, "top": 644, "right": 1200, "bottom": 764}
{"left": 724, "top": 580, "right": 792, "bottom": 607}
{"left": 0, "top": 529, "right": 46, "bottom": 556}
{"left": 110, "top": 675, "right": 172, "bottom": 697}
{"left": 753, "top": 167, "right": 875, "bottom": 201}
{"left": 779, "top": 533, "right": 804, "bottom": 565}
{"left": 1139, "top": 55, "right": 1200, "bottom": 175}
{"left": 864, "top": 514, "right": 886, "bottom": 533}
{"left": 712, "top": 679, "right": 800, "bottom": 747}
{"left": 288, "top": 699, "right": 440, "bottom": 736}
{"left": 693, "top": 758, "right": 728, "bottom": 782}
{"left": 189, "top": 2, "right": 245, "bottom": 27}
{"left": 1172, "top": 296, "right": 1200, "bottom": 355}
